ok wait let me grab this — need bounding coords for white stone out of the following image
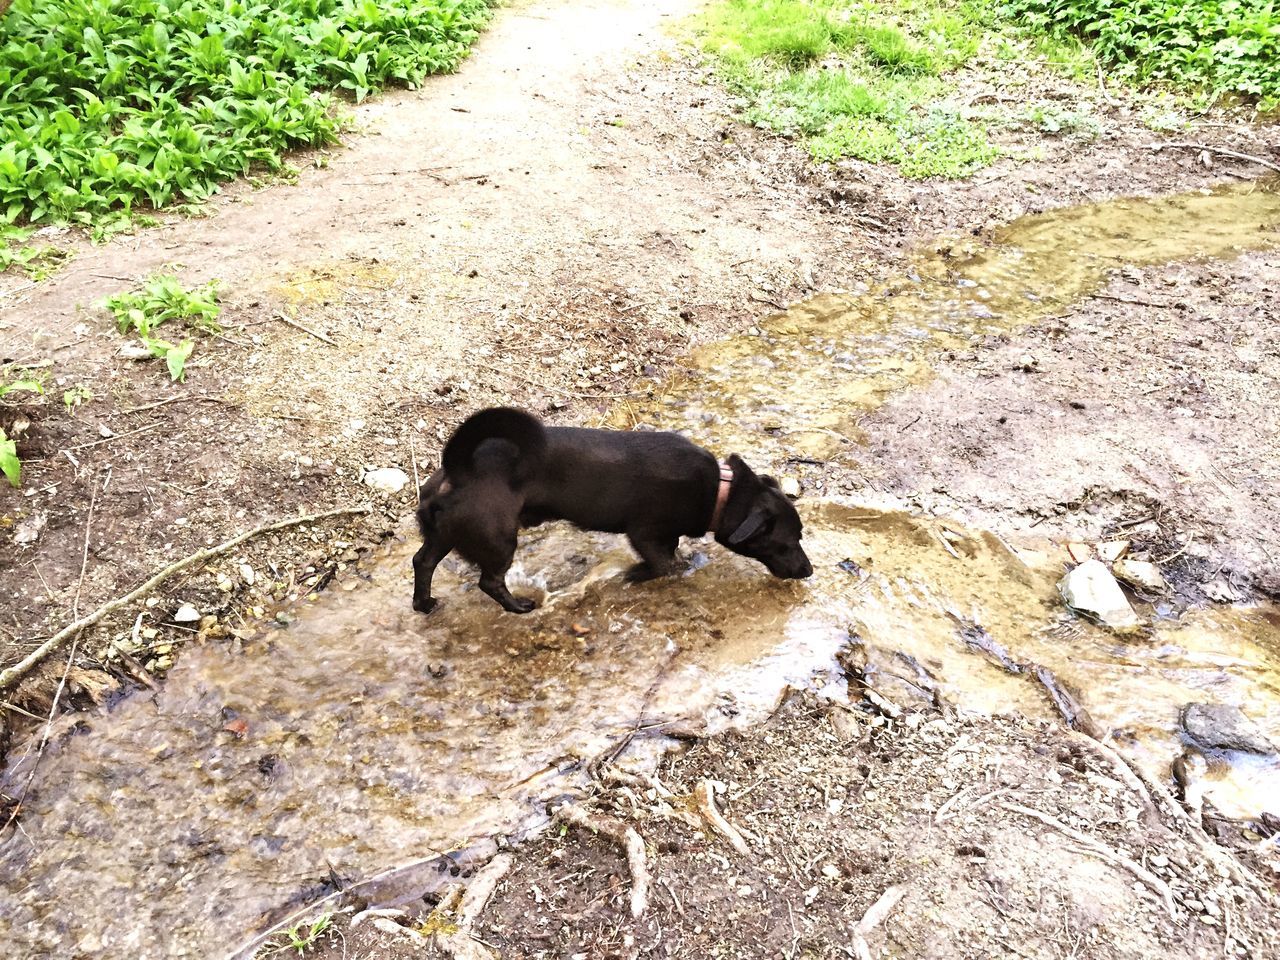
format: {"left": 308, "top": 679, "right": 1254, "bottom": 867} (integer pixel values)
{"left": 1059, "top": 559, "right": 1141, "bottom": 630}
{"left": 362, "top": 467, "right": 410, "bottom": 495}
{"left": 173, "top": 603, "right": 201, "bottom": 623}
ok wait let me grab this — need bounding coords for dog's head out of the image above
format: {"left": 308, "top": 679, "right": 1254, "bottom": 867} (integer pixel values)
{"left": 715, "top": 455, "right": 813, "bottom": 580}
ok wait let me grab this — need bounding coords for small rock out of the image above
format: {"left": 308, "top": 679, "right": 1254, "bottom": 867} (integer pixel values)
{"left": 1112, "top": 559, "right": 1166, "bottom": 594}
{"left": 779, "top": 477, "right": 801, "bottom": 499}
{"left": 13, "top": 512, "right": 46, "bottom": 546}
{"left": 820, "top": 863, "right": 841, "bottom": 880}
{"left": 1181, "top": 703, "right": 1277, "bottom": 755}
{"left": 173, "top": 603, "right": 201, "bottom": 623}
{"left": 1097, "top": 540, "right": 1130, "bottom": 563}
{"left": 1059, "top": 559, "right": 1141, "bottom": 631}
{"left": 118, "top": 342, "right": 153, "bottom": 360}
{"left": 362, "top": 467, "right": 410, "bottom": 495}
{"left": 239, "top": 563, "right": 256, "bottom": 586}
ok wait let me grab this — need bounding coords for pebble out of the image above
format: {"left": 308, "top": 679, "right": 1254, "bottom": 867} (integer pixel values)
{"left": 779, "top": 477, "right": 801, "bottom": 499}
{"left": 173, "top": 603, "right": 201, "bottom": 623}
{"left": 363, "top": 467, "right": 410, "bottom": 495}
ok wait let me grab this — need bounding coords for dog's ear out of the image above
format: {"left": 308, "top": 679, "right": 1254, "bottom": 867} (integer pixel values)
{"left": 728, "top": 506, "right": 768, "bottom": 546}
{"left": 727, "top": 453, "right": 756, "bottom": 479}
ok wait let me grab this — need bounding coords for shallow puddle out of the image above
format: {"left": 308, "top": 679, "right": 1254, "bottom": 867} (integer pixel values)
{"left": 3, "top": 181, "right": 1280, "bottom": 959}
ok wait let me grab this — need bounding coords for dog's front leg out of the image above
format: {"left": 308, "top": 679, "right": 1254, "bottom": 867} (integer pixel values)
{"left": 412, "top": 537, "right": 453, "bottom": 614}
{"left": 624, "top": 533, "right": 679, "bottom": 582}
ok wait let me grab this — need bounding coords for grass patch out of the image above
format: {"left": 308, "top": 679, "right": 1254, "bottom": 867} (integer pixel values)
{"left": 696, "top": 0, "right": 1004, "bottom": 179}
{"left": 1002, "top": 0, "right": 1280, "bottom": 105}
{"left": 0, "top": 0, "right": 494, "bottom": 228}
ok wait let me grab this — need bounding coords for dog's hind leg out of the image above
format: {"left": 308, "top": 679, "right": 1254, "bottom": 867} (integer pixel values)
{"left": 624, "top": 532, "right": 679, "bottom": 583}
{"left": 469, "top": 534, "right": 537, "bottom": 614}
{"left": 412, "top": 535, "right": 453, "bottom": 614}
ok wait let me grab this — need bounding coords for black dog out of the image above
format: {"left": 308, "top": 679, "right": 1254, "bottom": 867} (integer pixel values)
{"left": 412, "top": 407, "right": 813, "bottom": 614}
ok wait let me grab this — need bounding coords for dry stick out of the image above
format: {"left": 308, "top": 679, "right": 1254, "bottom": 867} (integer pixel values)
{"left": 1146, "top": 142, "right": 1280, "bottom": 176}
{"left": 694, "top": 779, "right": 751, "bottom": 856}
{"left": 850, "top": 884, "right": 909, "bottom": 960}
{"left": 272, "top": 311, "right": 337, "bottom": 346}
{"left": 0, "top": 504, "right": 372, "bottom": 691}
{"left": 555, "top": 803, "right": 649, "bottom": 918}
{"left": 111, "top": 393, "right": 227, "bottom": 418}
{"left": 72, "top": 472, "right": 100, "bottom": 620}
{"left": 1002, "top": 802, "right": 1176, "bottom": 918}
{"left": 62, "top": 420, "right": 164, "bottom": 454}
{"left": 1124, "top": 756, "right": 1269, "bottom": 897}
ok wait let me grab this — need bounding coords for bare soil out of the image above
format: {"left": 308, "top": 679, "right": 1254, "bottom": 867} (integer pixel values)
{"left": 2, "top": 0, "right": 1279, "bottom": 953}
{"left": 304, "top": 691, "right": 1278, "bottom": 960}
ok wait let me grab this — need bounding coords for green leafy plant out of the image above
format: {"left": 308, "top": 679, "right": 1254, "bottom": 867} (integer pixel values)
{"left": 101, "top": 273, "right": 221, "bottom": 382}
{"left": 1002, "top": 0, "right": 1280, "bottom": 103}
{"left": 0, "top": 367, "right": 43, "bottom": 487}
{"left": 0, "top": 428, "right": 20, "bottom": 487}
{"left": 0, "top": 0, "right": 494, "bottom": 228}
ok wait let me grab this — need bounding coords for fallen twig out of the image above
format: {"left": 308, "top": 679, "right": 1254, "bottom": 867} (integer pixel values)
{"left": 0, "top": 504, "right": 373, "bottom": 691}
{"left": 694, "top": 780, "right": 751, "bottom": 856}
{"left": 555, "top": 803, "right": 649, "bottom": 918}
{"left": 1145, "top": 142, "right": 1280, "bottom": 175}
{"left": 850, "top": 883, "right": 908, "bottom": 960}
{"left": 62, "top": 420, "right": 164, "bottom": 453}
{"left": 272, "top": 310, "right": 338, "bottom": 346}
{"left": 72, "top": 471, "right": 100, "bottom": 619}
{"left": 111, "top": 393, "right": 228, "bottom": 418}
{"left": 1002, "top": 802, "right": 1175, "bottom": 918}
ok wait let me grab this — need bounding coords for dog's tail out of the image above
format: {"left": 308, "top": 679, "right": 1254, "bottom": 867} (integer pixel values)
{"left": 442, "top": 407, "right": 547, "bottom": 484}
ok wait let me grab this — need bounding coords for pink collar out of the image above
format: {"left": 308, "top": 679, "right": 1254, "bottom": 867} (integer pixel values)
{"left": 709, "top": 462, "right": 734, "bottom": 534}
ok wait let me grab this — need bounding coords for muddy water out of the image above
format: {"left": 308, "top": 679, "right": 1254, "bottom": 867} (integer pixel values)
{"left": 4, "top": 181, "right": 1280, "bottom": 959}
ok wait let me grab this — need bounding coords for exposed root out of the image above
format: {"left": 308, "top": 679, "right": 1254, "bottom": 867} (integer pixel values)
{"left": 1003, "top": 802, "right": 1176, "bottom": 918}
{"left": 694, "top": 779, "right": 751, "bottom": 856}
{"left": 555, "top": 803, "right": 650, "bottom": 918}
{"left": 1064, "top": 730, "right": 1159, "bottom": 826}
{"left": 850, "top": 883, "right": 909, "bottom": 960}
{"left": 1146, "top": 141, "right": 1280, "bottom": 176}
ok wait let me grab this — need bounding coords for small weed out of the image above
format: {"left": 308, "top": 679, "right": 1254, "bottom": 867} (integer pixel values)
{"left": 0, "top": 225, "right": 67, "bottom": 278}
{"left": 101, "top": 273, "right": 221, "bottom": 382}
{"left": 1022, "top": 104, "right": 1103, "bottom": 140}
{"left": 260, "top": 912, "right": 333, "bottom": 956}
{"left": 62, "top": 385, "right": 93, "bottom": 414}
{"left": 0, "top": 428, "right": 20, "bottom": 487}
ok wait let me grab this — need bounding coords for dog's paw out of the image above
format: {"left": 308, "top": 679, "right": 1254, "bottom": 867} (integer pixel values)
{"left": 623, "top": 562, "right": 658, "bottom": 583}
{"left": 412, "top": 596, "right": 439, "bottom": 615}
{"left": 507, "top": 596, "right": 537, "bottom": 614}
